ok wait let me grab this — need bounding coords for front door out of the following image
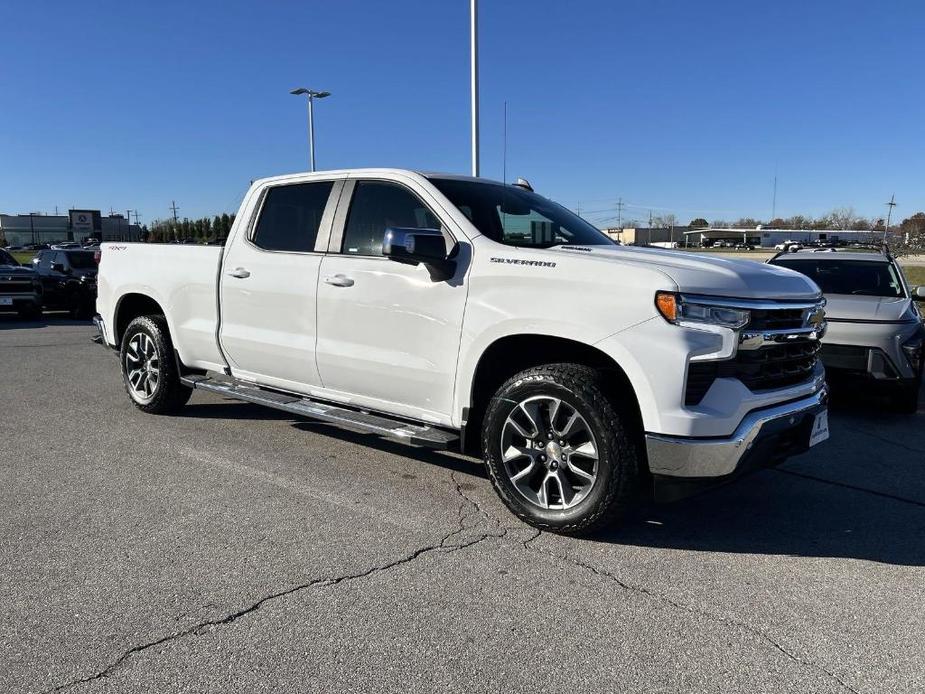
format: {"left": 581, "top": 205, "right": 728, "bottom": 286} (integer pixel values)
{"left": 315, "top": 179, "right": 469, "bottom": 421}
{"left": 219, "top": 179, "right": 340, "bottom": 392}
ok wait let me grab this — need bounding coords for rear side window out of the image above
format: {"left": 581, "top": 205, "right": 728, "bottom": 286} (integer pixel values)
{"left": 342, "top": 181, "right": 442, "bottom": 256}
{"left": 252, "top": 181, "right": 333, "bottom": 252}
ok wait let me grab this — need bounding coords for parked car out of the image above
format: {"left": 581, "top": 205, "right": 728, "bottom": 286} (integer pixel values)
{"left": 768, "top": 247, "right": 924, "bottom": 412}
{"left": 774, "top": 240, "right": 804, "bottom": 252}
{"left": 733, "top": 242, "right": 754, "bottom": 250}
{"left": 51, "top": 242, "right": 82, "bottom": 250}
{"left": 0, "top": 249, "right": 42, "bottom": 318}
{"left": 94, "top": 168, "right": 830, "bottom": 533}
{"left": 32, "top": 249, "right": 98, "bottom": 318}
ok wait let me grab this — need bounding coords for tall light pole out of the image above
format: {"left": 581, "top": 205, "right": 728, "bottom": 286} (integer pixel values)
{"left": 290, "top": 87, "right": 331, "bottom": 172}
{"left": 470, "top": 0, "right": 479, "bottom": 177}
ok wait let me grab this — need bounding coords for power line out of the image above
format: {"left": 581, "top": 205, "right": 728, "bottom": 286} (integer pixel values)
{"left": 616, "top": 197, "right": 625, "bottom": 229}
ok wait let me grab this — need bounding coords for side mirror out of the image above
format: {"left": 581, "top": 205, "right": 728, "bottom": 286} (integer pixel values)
{"left": 383, "top": 227, "right": 457, "bottom": 277}
{"left": 914, "top": 286, "right": 925, "bottom": 300}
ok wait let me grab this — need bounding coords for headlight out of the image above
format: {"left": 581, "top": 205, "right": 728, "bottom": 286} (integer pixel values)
{"left": 655, "top": 291, "right": 750, "bottom": 329}
{"left": 902, "top": 333, "right": 923, "bottom": 374}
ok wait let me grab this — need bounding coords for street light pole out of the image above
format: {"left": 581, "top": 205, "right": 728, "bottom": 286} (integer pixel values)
{"left": 290, "top": 88, "right": 331, "bottom": 172}
{"left": 470, "top": 0, "right": 480, "bottom": 177}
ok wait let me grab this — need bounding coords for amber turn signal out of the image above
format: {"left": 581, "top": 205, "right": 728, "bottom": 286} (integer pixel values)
{"left": 655, "top": 291, "right": 678, "bottom": 322}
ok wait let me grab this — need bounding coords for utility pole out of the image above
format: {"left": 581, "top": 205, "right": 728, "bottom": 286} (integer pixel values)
{"left": 470, "top": 0, "right": 480, "bottom": 177}
{"left": 616, "top": 198, "right": 625, "bottom": 229}
{"left": 884, "top": 194, "right": 896, "bottom": 243}
{"left": 771, "top": 175, "right": 777, "bottom": 221}
{"left": 170, "top": 201, "right": 179, "bottom": 223}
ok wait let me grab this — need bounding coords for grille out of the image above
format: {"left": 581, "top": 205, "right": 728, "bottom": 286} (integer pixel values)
{"left": 686, "top": 339, "right": 820, "bottom": 405}
{"left": 0, "top": 280, "right": 35, "bottom": 295}
{"left": 746, "top": 307, "right": 806, "bottom": 331}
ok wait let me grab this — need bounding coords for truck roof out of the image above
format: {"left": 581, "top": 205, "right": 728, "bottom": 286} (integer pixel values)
{"left": 250, "top": 168, "right": 508, "bottom": 188}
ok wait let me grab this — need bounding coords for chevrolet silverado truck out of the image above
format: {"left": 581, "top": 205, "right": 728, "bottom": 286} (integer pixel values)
{"left": 94, "top": 169, "right": 830, "bottom": 533}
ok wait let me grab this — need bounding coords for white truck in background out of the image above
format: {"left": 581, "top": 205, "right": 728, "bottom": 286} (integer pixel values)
{"left": 94, "top": 169, "right": 830, "bottom": 533}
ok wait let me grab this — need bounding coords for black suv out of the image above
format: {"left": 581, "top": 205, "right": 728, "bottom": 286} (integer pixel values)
{"left": 0, "top": 249, "right": 42, "bottom": 318}
{"left": 32, "top": 249, "right": 98, "bottom": 318}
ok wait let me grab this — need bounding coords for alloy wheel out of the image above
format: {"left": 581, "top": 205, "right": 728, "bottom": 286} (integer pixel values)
{"left": 124, "top": 332, "right": 160, "bottom": 402}
{"left": 500, "top": 395, "right": 599, "bottom": 510}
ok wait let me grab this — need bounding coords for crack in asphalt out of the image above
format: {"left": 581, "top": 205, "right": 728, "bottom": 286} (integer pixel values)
{"left": 522, "top": 539, "right": 861, "bottom": 694}
{"left": 775, "top": 467, "right": 925, "bottom": 509}
{"left": 41, "top": 476, "right": 506, "bottom": 694}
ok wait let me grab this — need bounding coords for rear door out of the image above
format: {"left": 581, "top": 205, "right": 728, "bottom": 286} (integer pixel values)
{"left": 219, "top": 178, "right": 343, "bottom": 392}
{"left": 314, "top": 177, "right": 469, "bottom": 422}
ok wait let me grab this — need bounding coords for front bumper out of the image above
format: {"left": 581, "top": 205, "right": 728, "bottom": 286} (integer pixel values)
{"left": 646, "top": 388, "right": 827, "bottom": 499}
{"left": 0, "top": 294, "right": 41, "bottom": 310}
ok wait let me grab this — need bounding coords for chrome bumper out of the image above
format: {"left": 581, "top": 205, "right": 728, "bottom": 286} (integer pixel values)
{"left": 646, "top": 388, "right": 828, "bottom": 479}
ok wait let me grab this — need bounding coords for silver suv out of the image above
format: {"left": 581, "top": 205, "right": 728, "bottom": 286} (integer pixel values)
{"left": 768, "top": 247, "right": 924, "bottom": 412}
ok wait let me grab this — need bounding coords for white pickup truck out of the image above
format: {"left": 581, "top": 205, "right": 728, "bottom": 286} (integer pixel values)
{"left": 95, "top": 168, "right": 830, "bottom": 533}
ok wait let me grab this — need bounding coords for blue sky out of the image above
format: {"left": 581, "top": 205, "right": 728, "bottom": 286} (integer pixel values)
{"left": 1, "top": 0, "right": 923, "bottom": 227}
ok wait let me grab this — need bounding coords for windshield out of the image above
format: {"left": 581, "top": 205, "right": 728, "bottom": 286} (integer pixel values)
{"left": 0, "top": 250, "right": 18, "bottom": 266}
{"left": 429, "top": 178, "right": 614, "bottom": 249}
{"left": 770, "top": 258, "right": 905, "bottom": 298}
{"left": 66, "top": 251, "right": 97, "bottom": 269}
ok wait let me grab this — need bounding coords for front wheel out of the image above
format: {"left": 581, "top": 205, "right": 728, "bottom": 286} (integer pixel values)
{"left": 481, "top": 363, "right": 641, "bottom": 535}
{"left": 120, "top": 315, "right": 192, "bottom": 414}
{"left": 897, "top": 377, "right": 921, "bottom": 414}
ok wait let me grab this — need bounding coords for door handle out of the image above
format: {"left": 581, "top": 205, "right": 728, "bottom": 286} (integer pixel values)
{"left": 324, "top": 274, "right": 354, "bottom": 287}
{"left": 227, "top": 267, "right": 250, "bottom": 279}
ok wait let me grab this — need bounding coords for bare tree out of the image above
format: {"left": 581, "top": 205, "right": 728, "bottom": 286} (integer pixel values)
{"left": 650, "top": 213, "right": 678, "bottom": 228}
{"left": 892, "top": 212, "right": 925, "bottom": 258}
{"left": 827, "top": 207, "right": 858, "bottom": 230}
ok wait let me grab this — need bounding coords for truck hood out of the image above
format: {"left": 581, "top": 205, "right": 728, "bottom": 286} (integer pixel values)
{"left": 822, "top": 294, "right": 915, "bottom": 322}
{"left": 557, "top": 245, "right": 822, "bottom": 300}
{"left": 0, "top": 266, "right": 35, "bottom": 279}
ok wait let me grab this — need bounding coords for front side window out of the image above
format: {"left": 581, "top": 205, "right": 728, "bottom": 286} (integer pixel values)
{"left": 429, "top": 177, "right": 614, "bottom": 249}
{"left": 342, "top": 181, "right": 442, "bottom": 256}
{"left": 770, "top": 258, "right": 905, "bottom": 298}
{"left": 252, "top": 181, "right": 334, "bottom": 252}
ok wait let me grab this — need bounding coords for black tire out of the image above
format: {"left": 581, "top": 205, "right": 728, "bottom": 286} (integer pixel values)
{"left": 17, "top": 303, "right": 41, "bottom": 320}
{"left": 120, "top": 315, "right": 192, "bottom": 414}
{"left": 481, "top": 363, "right": 641, "bottom": 535}
{"left": 897, "top": 378, "right": 921, "bottom": 414}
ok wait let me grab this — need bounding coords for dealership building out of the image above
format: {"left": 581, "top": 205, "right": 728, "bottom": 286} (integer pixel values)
{"left": 0, "top": 209, "right": 141, "bottom": 246}
{"left": 602, "top": 226, "right": 901, "bottom": 248}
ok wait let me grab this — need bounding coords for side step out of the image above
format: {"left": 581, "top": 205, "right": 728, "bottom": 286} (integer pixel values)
{"left": 180, "top": 375, "right": 460, "bottom": 450}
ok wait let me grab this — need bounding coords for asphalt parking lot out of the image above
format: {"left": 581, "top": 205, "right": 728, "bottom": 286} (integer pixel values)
{"left": 2, "top": 319, "right": 924, "bottom": 694}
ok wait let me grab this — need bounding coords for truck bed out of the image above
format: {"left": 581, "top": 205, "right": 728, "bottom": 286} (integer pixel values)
{"left": 96, "top": 243, "right": 226, "bottom": 371}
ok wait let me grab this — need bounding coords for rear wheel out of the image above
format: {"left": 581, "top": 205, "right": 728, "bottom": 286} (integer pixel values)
{"left": 481, "top": 363, "right": 641, "bottom": 535}
{"left": 120, "top": 315, "right": 192, "bottom": 414}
